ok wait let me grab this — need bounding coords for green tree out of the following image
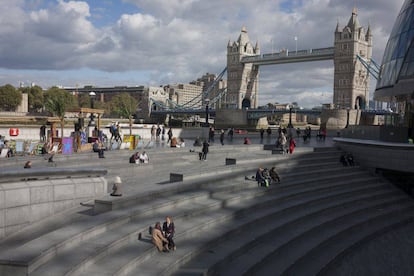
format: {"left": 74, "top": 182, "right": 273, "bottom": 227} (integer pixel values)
{"left": 0, "top": 84, "right": 22, "bottom": 111}
{"left": 110, "top": 93, "right": 138, "bottom": 135}
{"left": 44, "top": 87, "right": 77, "bottom": 139}
{"left": 77, "top": 93, "right": 91, "bottom": 108}
{"left": 20, "top": 86, "right": 44, "bottom": 112}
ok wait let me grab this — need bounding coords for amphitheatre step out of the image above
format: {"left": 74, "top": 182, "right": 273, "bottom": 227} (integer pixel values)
{"left": 249, "top": 201, "right": 414, "bottom": 276}
{"left": 0, "top": 145, "right": 344, "bottom": 276}
{"left": 33, "top": 165, "right": 369, "bottom": 275}
{"left": 94, "top": 160, "right": 361, "bottom": 213}
{"left": 2, "top": 169, "right": 269, "bottom": 276}
{"left": 173, "top": 181, "right": 396, "bottom": 275}
{"left": 211, "top": 192, "right": 411, "bottom": 276}
{"left": 0, "top": 188, "right": 218, "bottom": 275}
{"left": 282, "top": 210, "right": 414, "bottom": 276}
{"left": 120, "top": 177, "right": 388, "bottom": 275}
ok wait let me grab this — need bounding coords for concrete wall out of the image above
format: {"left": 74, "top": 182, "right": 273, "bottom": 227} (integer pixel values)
{"left": 0, "top": 168, "right": 107, "bottom": 239}
{"left": 321, "top": 109, "right": 360, "bottom": 130}
{"left": 341, "top": 125, "right": 409, "bottom": 143}
{"left": 214, "top": 109, "right": 248, "bottom": 128}
{"left": 334, "top": 137, "right": 414, "bottom": 173}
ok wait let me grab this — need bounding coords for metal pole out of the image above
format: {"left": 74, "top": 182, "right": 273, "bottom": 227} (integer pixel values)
{"left": 205, "top": 101, "right": 209, "bottom": 125}
{"left": 288, "top": 107, "right": 293, "bottom": 128}
{"left": 346, "top": 108, "right": 350, "bottom": 128}
{"left": 294, "top": 36, "right": 298, "bottom": 53}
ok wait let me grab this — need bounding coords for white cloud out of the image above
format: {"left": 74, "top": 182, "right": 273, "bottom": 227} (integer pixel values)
{"left": 0, "top": 0, "right": 407, "bottom": 108}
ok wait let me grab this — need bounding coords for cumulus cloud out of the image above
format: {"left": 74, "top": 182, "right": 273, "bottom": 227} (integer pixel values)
{"left": 0, "top": 0, "right": 406, "bottom": 107}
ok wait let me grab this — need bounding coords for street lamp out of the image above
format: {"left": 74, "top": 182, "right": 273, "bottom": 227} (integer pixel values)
{"left": 345, "top": 107, "right": 350, "bottom": 128}
{"left": 287, "top": 104, "right": 294, "bottom": 128}
{"left": 294, "top": 36, "right": 298, "bottom": 53}
{"left": 88, "top": 91, "right": 96, "bottom": 127}
{"left": 205, "top": 98, "right": 210, "bottom": 125}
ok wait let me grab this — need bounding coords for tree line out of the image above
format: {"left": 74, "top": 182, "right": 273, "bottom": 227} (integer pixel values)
{"left": 0, "top": 84, "right": 138, "bottom": 119}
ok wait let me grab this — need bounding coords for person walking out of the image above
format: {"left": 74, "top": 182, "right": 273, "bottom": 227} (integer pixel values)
{"left": 289, "top": 137, "right": 296, "bottom": 154}
{"left": 151, "top": 125, "right": 156, "bottom": 141}
{"left": 220, "top": 129, "right": 225, "bottom": 145}
{"left": 40, "top": 125, "right": 46, "bottom": 142}
{"left": 167, "top": 128, "right": 173, "bottom": 143}
{"left": 201, "top": 140, "right": 209, "bottom": 160}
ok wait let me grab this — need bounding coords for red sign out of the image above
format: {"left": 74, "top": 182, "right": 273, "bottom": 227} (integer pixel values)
{"left": 9, "top": 128, "right": 19, "bottom": 136}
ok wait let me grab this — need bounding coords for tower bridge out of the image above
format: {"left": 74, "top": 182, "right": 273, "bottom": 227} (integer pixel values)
{"left": 150, "top": 8, "right": 376, "bottom": 128}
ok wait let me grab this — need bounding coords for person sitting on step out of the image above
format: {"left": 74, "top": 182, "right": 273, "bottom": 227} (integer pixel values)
{"left": 269, "top": 167, "right": 281, "bottom": 184}
{"left": 152, "top": 222, "right": 169, "bottom": 252}
{"left": 163, "top": 216, "right": 176, "bottom": 251}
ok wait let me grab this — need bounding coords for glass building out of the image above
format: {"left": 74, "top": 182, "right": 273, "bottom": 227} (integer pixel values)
{"left": 375, "top": 0, "right": 414, "bottom": 137}
{"left": 376, "top": 0, "right": 414, "bottom": 98}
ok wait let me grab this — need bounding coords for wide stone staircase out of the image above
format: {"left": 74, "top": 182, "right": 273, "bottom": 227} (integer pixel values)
{"left": 1, "top": 146, "right": 414, "bottom": 276}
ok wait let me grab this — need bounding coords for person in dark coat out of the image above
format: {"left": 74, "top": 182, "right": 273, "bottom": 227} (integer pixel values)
{"left": 220, "top": 129, "right": 225, "bottom": 145}
{"left": 269, "top": 167, "right": 281, "bottom": 183}
{"left": 201, "top": 140, "right": 209, "bottom": 160}
{"left": 163, "top": 216, "right": 176, "bottom": 251}
{"left": 167, "top": 128, "right": 173, "bottom": 143}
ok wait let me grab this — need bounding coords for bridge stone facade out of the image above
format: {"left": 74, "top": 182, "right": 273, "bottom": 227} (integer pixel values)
{"left": 334, "top": 8, "right": 372, "bottom": 110}
{"left": 227, "top": 8, "right": 372, "bottom": 111}
{"left": 226, "top": 26, "right": 260, "bottom": 109}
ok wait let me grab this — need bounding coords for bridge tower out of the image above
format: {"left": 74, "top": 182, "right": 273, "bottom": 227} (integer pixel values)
{"left": 226, "top": 27, "right": 260, "bottom": 109}
{"left": 333, "top": 7, "right": 372, "bottom": 110}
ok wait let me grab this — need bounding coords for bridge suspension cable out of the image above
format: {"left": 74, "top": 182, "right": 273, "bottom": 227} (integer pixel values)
{"left": 356, "top": 54, "right": 380, "bottom": 80}
{"left": 151, "top": 67, "right": 227, "bottom": 111}
{"left": 178, "top": 67, "right": 227, "bottom": 109}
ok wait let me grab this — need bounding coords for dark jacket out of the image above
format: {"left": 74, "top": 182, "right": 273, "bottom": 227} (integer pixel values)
{"left": 202, "top": 142, "right": 209, "bottom": 153}
{"left": 163, "top": 222, "right": 175, "bottom": 238}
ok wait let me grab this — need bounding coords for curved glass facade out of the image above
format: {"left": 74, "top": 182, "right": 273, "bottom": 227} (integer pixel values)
{"left": 376, "top": 0, "right": 414, "bottom": 91}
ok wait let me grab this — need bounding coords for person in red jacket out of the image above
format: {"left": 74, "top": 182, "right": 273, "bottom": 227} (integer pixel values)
{"left": 289, "top": 137, "right": 296, "bottom": 154}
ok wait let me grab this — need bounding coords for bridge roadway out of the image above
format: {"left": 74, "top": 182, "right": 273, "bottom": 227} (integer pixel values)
{"left": 241, "top": 47, "right": 335, "bottom": 65}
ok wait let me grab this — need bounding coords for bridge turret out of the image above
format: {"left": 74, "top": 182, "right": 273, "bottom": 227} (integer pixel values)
{"left": 333, "top": 7, "right": 372, "bottom": 110}
{"left": 226, "top": 27, "right": 259, "bottom": 109}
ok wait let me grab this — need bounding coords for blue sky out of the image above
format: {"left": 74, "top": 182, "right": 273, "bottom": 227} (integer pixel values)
{"left": 0, "top": 0, "right": 406, "bottom": 108}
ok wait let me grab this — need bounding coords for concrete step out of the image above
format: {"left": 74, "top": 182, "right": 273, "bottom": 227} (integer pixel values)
{"left": 214, "top": 193, "right": 412, "bottom": 276}
{"left": 0, "top": 151, "right": 344, "bottom": 270}
{"left": 250, "top": 201, "right": 414, "bottom": 276}
{"left": 173, "top": 181, "right": 396, "bottom": 275}
{"left": 140, "top": 180, "right": 402, "bottom": 275}
{"left": 119, "top": 176, "right": 388, "bottom": 274}
{"left": 282, "top": 208, "right": 414, "bottom": 276}
{"left": 48, "top": 167, "right": 374, "bottom": 275}
{"left": 0, "top": 188, "right": 217, "bottom": 275}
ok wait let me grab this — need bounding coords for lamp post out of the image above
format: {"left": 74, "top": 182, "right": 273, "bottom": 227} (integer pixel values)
{"left": 287, "top": 104, "right": 293, "bottom": 128}
{"left": 205, "top": 98, "right": 210, "bottom": 126}
{"left": 294, "top": 36, "right": 298, "bottom": 53}
{"left": 88, "top": 92, "right": 96, "bottom": 127}
{"left": 345, "top": 107, "right": 350, "bottom": 128}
